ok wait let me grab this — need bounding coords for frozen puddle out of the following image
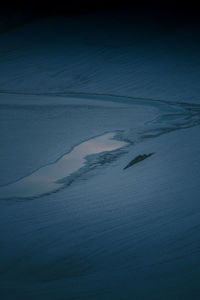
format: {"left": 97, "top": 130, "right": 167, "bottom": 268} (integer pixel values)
{"left": 0, "top": 132, "right": 127, "bottom": 199}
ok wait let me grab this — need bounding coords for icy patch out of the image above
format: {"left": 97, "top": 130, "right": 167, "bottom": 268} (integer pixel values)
{"left": 0, "top": 132, "right": 127, "bottom": 199}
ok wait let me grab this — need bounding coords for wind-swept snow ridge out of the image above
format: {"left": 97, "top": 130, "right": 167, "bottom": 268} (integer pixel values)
{"left": 0, "top": 132, "right": 127, "bottom": 199}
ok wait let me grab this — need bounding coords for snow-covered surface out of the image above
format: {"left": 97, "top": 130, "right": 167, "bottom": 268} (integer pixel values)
{"left": 0, "top": 13, "right": 200, "bottom": 103}
{"left": 0, "top": 13, "right": 200, "bottom": 300}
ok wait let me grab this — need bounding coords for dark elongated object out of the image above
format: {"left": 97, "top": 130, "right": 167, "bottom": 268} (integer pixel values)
{"left": 124, "top": 153, "right": 154, "bottom": 170}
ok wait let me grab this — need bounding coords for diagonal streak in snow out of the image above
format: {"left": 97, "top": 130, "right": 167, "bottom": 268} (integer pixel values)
{"left": 0, "top": 132, "right": 127, "bottom": 199}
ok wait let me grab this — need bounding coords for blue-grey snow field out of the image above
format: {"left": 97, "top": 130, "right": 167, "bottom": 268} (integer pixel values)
{"left": 0, "top": 11, "right": 200, "bottom": 300}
